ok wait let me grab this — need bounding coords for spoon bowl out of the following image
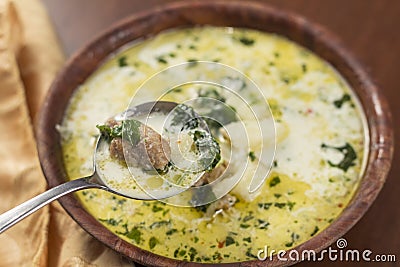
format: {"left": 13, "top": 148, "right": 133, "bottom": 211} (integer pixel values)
{"left": 0, "top": 100, "right": 210, "bottom": 234}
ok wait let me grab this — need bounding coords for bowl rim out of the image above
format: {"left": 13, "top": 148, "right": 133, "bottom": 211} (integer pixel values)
{"left": 36, "top": 1, "right": 394, "bottom": 266}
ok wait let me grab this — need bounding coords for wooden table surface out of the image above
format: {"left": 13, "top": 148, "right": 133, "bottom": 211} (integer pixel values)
{"left": 42, "top": 0, "right": 399, "bottom": 266}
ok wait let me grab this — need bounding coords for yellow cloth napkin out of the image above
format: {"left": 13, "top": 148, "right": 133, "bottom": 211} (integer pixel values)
{"left": 0, "top": 0, "right": 133, "bottom": 266}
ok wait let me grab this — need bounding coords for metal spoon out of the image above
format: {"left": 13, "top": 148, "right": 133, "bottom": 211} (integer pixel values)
{"left": 0, "top": 101, "right": 197, "bottom": 234}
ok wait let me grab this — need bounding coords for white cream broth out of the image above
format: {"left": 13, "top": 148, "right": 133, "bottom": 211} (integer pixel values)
{"left": 60, "top": 27, "right": 368, "bottom": 263}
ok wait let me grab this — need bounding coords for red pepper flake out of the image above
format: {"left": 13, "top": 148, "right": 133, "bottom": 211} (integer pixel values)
{"left": 306, "top": 108, "right": 313, "bottom": 114}
{"left": 217, "top": 240, "right": 225, "bottom": 248}
{"left": 338, "top": 203, "right": 343, "bottom": 208}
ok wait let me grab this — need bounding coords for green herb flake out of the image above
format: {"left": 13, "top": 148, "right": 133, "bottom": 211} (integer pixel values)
{"left": 311, "top": 226, "right": 319, "bottom": 236}
{"left": 187, "top": 59, "right": 198, "bottom": 68}
{"left": 96, "top": 124, "right": 123, "bottom": 142}
{"left": 285, "top": 232, "right": 300, "bottom": 247}
{"left": 194, "top": 236, "right": 199, "bottom": 243}
{"left": 282, "top": 77, "right": 291, "bottom": 84}
{"left": 274, "top": 202, "right": 286, "bottom": 209}
{"left": 258, "top": 202, "right": 273, "bottom": 210}
{"left": 198, "top": 88, "right": 226, "bottom": 102}
{"left": 242, "top": 214, "right": 254, "bottom": 222}
{"left": 285, "top": 241, "right": 293, "bottom": 247}
{"left": 243, "top": 237, "right": 252, "bottom": 243}
{"left": 239, "top": 37, "right": 255, "bottom": 46}
{"left": 189, "top": 247, "right": 198, "bottom": 261}
{"left": 172, "top": 87, "right": 182, "bottom": 93}
{"left": 274, "top": 193, "right": 282, "bottom": 198}
{"left": 273, "top": 160, "right": 278, "bottom": 167}
{"left": 152, "top": 205, "right": 163, "bottom": 213}
{"left": 248, "top": 151, "right": 256, "bottom": 162}
{"left": 174, "top": 248, "right": 179, "bottom": 257}
{"left": 149, "top": 236, "right": 159, "bottom": 249}
{"left": 240, "top": 224, "right": 251, "bottom": 229}
{"left": 245, "top": 248, "right": 258, "bottom": 259}
{"left": 333, "top": 94, "right": 351, "bottom": 108}
{"left": 287, "top": 201, "right": 296, "bottom": 210}
{"left": 301, "top": 63, "right": 308, "bottom": 73}
{"left": 166, "top": 229, "right": 178, "bottom": 236}
{"left": 118, "top": 56, "right": 128, "bottom": 67}
{"left": 321, "top": 143, "right": 357, "bottom": 172}
{"left": 269, "top": 176, "right": 281, "bottom": 187}
{"left": 126, "top": 227, "right": 142, "bottom": 244}
{"left": 162, "top": 209, "right": 170, "bottom": 216}
{"left": 257, "top": 219, "right": 270, "bottom": 230}
{"left": 190, "top": 130, "right": 221, "bottom": 171}
{"left": 157, "top": 56, "right": 168, "bottom": 64}
{"left": 212, "top": 251, "right": 222, "bottom": 261}
{"left": 98, "top": 218, "right": 120, "bottom": 226}
{"left": 179, "top": 249, "right": 187, "bottom": 256}
{"left": 149, "top": 220, "right": 170, "bottom": 229}
{"left": 225, "top": 236, "right": 235, "bottom": 246}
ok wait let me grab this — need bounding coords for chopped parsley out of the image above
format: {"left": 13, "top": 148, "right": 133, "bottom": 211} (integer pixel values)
{"left": 242, "top": 214, "right": 254, "bottom": 222}
{"left": 188, "top": 247, "right": 198, "bottom": 261}
{"left": 301, "top": 63, "right": 308, "bottom": 73}
{"left": 285, "top": 232, "right": 300, "bottom": 247}
{"left": 248, "top": 151, "right": 256, "bottom": 162}
{"left": 191, "top": 130, "right": 221, "bottom": 171}
{"left": 311, "top": 226, "right": 319, "bottom": 236}
{"left": 240, "top": 224, "right": 251, "bottom": 229}
{"left": 245, "top": 248, "right": 258, "bottom": 259}
{"left": 152, "top": 205, "right": 164, "bottom": 213}
{"left": 149, "top": 220, "right": 170, "bottom": 229}
{"left": 156, "top": 56, "right": 168, "bottom": 64}
{"left": 269, "top": 176, "right": 281, "bottom": 187}
{"left": 333, "top": 94, "right": 351, "bottom": 108}
{"left": 321, "top": 143, "right": 357, "bottom": 172}
{"left": 166, "top": 229, "right": 178, "bottom": 236}
{"left": 238, "top": 37, "right": 255, "bottom": 46}
{"left": 243, "top": 237, "right": 252, "bottom": 243}
{"left": 149, "top": 236, "right": 159, "bottom": 249}
{"left": 187, "top": 59, "right": 198, "bottom": 67}
{"left": 96, "top": 124, "right": 122, "bottom": 141}
{"left": 287, "top": 201, "right": 296, "bottom": 210}
{"left": 274, "top": 202, "right": 286, "bottom": 209}
{"left": 273, "top": 160, "right": 278, "bottom": 167}
{"left": 257, "top": 219, "right": 270, "bottom": 230}
{"left": 225, "top": 236, "right": 235, "bottom": 246}
{"left": 118, "top": 56, "right": 128, "bottom": 67}
{"left": 258, "top": 202, "right": 273, "bottom": 210}
{"left": 98, "top": 218, "right": 120, "bottom": 226}
{"left": 125, "top": 227, "right": 142, "bottom": 244}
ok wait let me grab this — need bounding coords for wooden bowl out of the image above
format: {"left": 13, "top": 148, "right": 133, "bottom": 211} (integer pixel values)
{"left": 36, "top": 1, "right": 394, "bottom": 266}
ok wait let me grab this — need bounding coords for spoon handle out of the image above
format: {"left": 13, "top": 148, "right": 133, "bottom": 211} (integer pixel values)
{"left": 0, "top": 177, "right": 102, "bottom": 234}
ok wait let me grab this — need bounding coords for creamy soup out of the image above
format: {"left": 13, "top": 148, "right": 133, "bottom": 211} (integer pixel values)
{"left": 59, "top": 27, "right": 368, "bottom": 263}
